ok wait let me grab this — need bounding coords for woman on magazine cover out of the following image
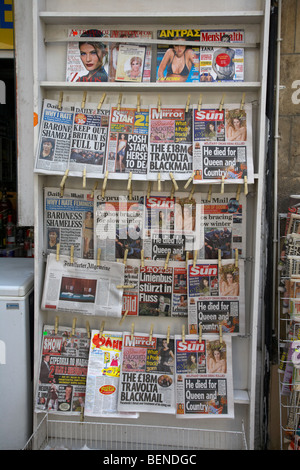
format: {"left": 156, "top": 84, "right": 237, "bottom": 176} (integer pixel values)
{"left": 77, "top": 29, "right": 108, "bottom": 82}
{"left": 157, "top": 38, "right": 198, "bottom": 82}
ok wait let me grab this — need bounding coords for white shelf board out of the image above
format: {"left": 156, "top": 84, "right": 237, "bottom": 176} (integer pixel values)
{"left": 234, "top": 389, "right": 250, "bottom": 405}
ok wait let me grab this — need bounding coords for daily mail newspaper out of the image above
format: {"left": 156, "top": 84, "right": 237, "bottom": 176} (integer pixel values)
{"left": 44, "top": 187, "right": 94, "bottom": 259}
{"left": 36, "top": 324, "right": 90, "bottom": 414}
{"left": 118, "top": 332, "right": 176, "bottom": 414}
{"left": 84, "top": 330, "right": 138, "bottom": 418}
{"left": 192, "top": 103, "right": 254, "bottom": 184}
{"left": 94, "top": 191, "right": 145, "bottom": 261}
{"left": 105, "top": 105, "right": 149, "bottom": 179}
{"left": 175, "top": 334, "right": 234, "bottom": 418}
{"left": 148, "top": 105, "right": 193, "bottom": 182}
{"left": 35, "top": 99, "right": 74, "bottom": 175}
{"left": 41, "top": 253, "right": 125, "bottom": 317}
{"left": 187, "top": 259, "right": 245, "bottom": 336}
{"left": 68, "top": 103, "right": 110, "bottom": 178}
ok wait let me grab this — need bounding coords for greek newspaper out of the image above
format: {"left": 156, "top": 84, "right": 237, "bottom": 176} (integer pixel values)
{"left": 175, "top": 334, "right": 234, "bottom": 418}
{"left": 192, "top": 103, "right": 253, "bottom": 184}
{"left": 118, "top": 333, "right": 176, "bottom": 414}
{"left": 187, "top": 259, "right": 245, "bottom": 336}
{"left": 35, "top": 99, "right": 74, "bottom": 174}
{"left": 41, "top": 253, "right": 125, "bottom": 317}
{"left": 84, "top": 330, "right": 138, "bottom": 418}
{"left": 36, "top": 324, "right": 90, "bottom": 414}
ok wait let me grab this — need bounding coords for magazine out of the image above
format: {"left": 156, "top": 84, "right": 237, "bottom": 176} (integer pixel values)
{"left": 175, "top": 334, "right": 234, "bottom": 418}
{"left": 115, "top": 44, "right": 146, "bottom": 82}
{"left": 35, "top": 324, "right": 90, "bottom": 414}
{"left": 199, "top": 29, "right": 244, "bottom": 82}
{"left": 187, "top": 259, "right": 245, "bottom": 336}
{"left": 105, "top": 106, "right": 149, "bottom": 179}
{"left": 44, "top": 187, "right": 94, "bottom": 259}
{"left": 84, "top": 330, "right": 138, "bottom": 418}
{"left": 118, "top": 332, "right": 176, "bottom": 414}
{"left": 34, "top": 99, "right": 74, "bottom": 174}
{"left": 68, "top": 103, "right": 110, "bottom": 178}
{"left": 192, "top": 103, "right": 254, "bottom": 184}
{"left": 41, "top": 253, "right": 125, "bottom": 317}
{"left": 148, "top": 105, "right": 193, "bottom": 182}
{"left": 156, "top": 29, "right": 200, "bottom": 82}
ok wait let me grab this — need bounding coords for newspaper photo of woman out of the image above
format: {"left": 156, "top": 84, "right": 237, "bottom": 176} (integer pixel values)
{"left": 77, "top": 29, "right": 108, "bottom": 82}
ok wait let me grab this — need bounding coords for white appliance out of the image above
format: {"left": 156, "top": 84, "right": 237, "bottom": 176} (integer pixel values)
{"left": 0, "top": 258, "right": 34, "bottom": 450}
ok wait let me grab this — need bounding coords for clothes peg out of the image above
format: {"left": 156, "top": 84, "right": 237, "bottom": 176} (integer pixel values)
{"left": 116, "top": 284, "right": 135, "bottom": 289}
{"left": 82, "top": 167, "right": 86, "bottom": 188}
{"left": 221, "top": 175, "right": 225, "bottom": 194}
{"left": 55, "top": 316, "right": 59, "bottom": 335}
{"left": 147, "top": 181, "right": 152, "bottom": 198}
{"left": 86, "top": 321, "right": 91, "bottom": 339}
{"left": 182, "top": 324, "right": 186, "bottom": 344}
{"left": 240, "top": 92, "right": 245, "bottom": 111}
{"left": 236, "top": 184, "right": 241, "bottom": 201}
{"left": 56, "top": 243, "right": 60, "bottom": 261}
{"left": 244, "top": 176, "right": 248, "bottom": 195}
{"left": 157, "top": 95, "right": 161, "bottom": 113}
{"left": 219, "top": 94, "right": 225, "bottom": 111}
{"left": 90, "top": 181, "right": 98, "bottom": 198}
{"left": 123, "top": 248, "right": 128, "bottom": 265}
{"left": 218, "top": 249, "right": 221, "bottom": 269}
{"left": 186, "top": 251, "right": 189, "bottom": 269}
{"left": 72, "top": 317, "right": 77, "bottom": 336}
{"left": 185, "top": 94, "right": 191, "bottom": 113}
{"left": 70, "top": 245, "right": 74, "bottom": 264}
{"left": 157, "top": 173, "right": 161, "bottom": 192}
{"left": 131, "top": 322, "right": 135, "bottom": 341}
{"left": 193, "top": 250, "right": 198, "bottom": 268}
{"left": 97, "top": 92, "right": 106, "bottom": 110}
{"left": 119, "top": 310, "right": 128, "bottom": 325}
{"left": 117, "top": 93, "right": 122, "bottom": 111}
{"left": 102, "top": 171, "right": 108, "bottom": 197}
{"left": 189, "top": 185, "right": 195, "bottom": 201}
{"left": 235, "top": 248, "right": 239, "bottom": 268}
{"left": 207, "top": 184, "right": 212, "bottom": 202}
{"left": 170, "top": 183, "right": 175, "bottom": 200}
{"left": 100, "top": 321, "right": 105, "bottom": 336}
{"left": 137, "top": 94, "right": 141, "bottom": 112}
{"left": 164, "top": 251, "right": 171, "bottom": 270}
{"left": 97, "top": 248, "right": 101, "bottom": 266}
{"left": 169, "top": 172, "right": 178, "bottom": 191}
{"left": 219, "top": 324, "right": 223, "bottom": 345}
{"left": 167, "top": 326, "right": 170, "bottom": 345}
{"left": 141, "top": 249, "right": 145, "bottom": 268}
{"left": 197, "top": 94, "right": 202, "bottom": 111}
{"left": 60, "top": 169, "right": 69, "bottom": 196}
{"left": 184, "top": 171, "right": 195, "bottom": 190}
{"left": 199, "top": 324, "right": 202, "bottom": 343}
{"left": 81, "top": 91, "right": 87, "bottom": 109}
{"left": 58, "top": 92, "right": 63, "bottom": 110}
{"left": 149, "top": 324, "right": 154, "bottom": 342}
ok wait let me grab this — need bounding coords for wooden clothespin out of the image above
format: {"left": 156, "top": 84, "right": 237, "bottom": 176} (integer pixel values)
{"left": 72, "top": 317, "right": 77, "bottom": 336}
{"left": 149, "top": 324, "right": 154, "bottom": 342}
{"left": 219, "top": 94, "right": 225, "bottom": 111}
{"left": 197, "top": 94, "right": 202, "bottom": 111}
{"left": 236, "top": 184, "right": 241, "bottom": 201}
{"left": 131, "top": 322, "right": 135, "bottom": 341}
{"left": 55, "top": 316, "right": 59, "bottom": 335}
{"left": 218, "top": 249, "right": 222, "bottom": 269}
{"left": 97, "top": 92, "right": 106, "bottom": 110}
{"left": 219, "top": 324, "right": 223, "bottom": 345}
{"left": 102, "top": 171, "right": 108, "bottom": 197}
{"left": 117, "top": 284, "right": 135, "bottom": 289}
{"left": 56, "top": 243, "right": 60, "bottom": 261}
{"left": 185, "top": 94, "right": 191, "bottom": 113}
{"left": 119, "top": 310, "right": 128, "bottom": 325}
{"left": 58, "top": 92, "right": 63, "bottom": 110}
{"left": 157, "top": 173, "right": 161, "bottom": 192}
{"left": 169, "top": 172, "right": 178, "bottom": 191}
{"left": 182, "top": 324, "right": 186, "bottom": 344}
{"left": 170, "top": 182, "right": 175, "bottom": 200}
{"left": 70, "top": 245, "right": 74, "bottom": 264}
{"left": 137, "top": 94, "right": 141, "bottom": 112}
{"left": 184, "top": 171, "right": 195, "bottom": 190}
{"left": 81, "top": 91, "right": 87, "bottom": 109}
{"left": 82, "top": 167, "right": 86, "bottom": 188}
{"left": 97, "top": 248, "right": 101, "bottom": 266}
{"left": 207, "top": 184, "right": 212, "bottom": 202}
{"left": 186, "top": 251, "right": 190, "bottom": 269}
{"left": 99, "top": 321, "right": 105, "bottom": 336}
{"left": 240, "top": 92, "right": 246, "bottom": 111}
{"left": 141, "top": 249, "right": 145, "bottom": 268}
{"left": 123, "top": 248, "right": 128, "bottom": 266}
{"left": 147, "top": 181, "right": 152, "bottom": 198}
{"left": 164, "top": 251, "right": 171, "bottom": 270}
{"left": 90, "top": 181, "right": 98, "bottom": 198}
{"left": 127, "top": 171, "right": 132, "bottom": 199}
{"left": 235, "top": 248, "right": 239, "bottom": 268}
{"left": 157, "top": 95, "right": 161, "bottom": 113}
{"left": 193, "top": 250, "right": 198, "bottom": 268}
{"left": 189, "top": 185, "right": 195, "bottom": 201}
{"left": 199, "top": 324, "right": 202, "bottom": 343}
{"left": 244, "top": 176, "right": 248, "bottom": 195}
{"left": 60, "top": 169, "right": 69, "bottom": 196}
{"left": 221, "top": 175, "right": 225, "bottom": 194}
{"left": 167, "top": 326, "right": 170, "bottom": 344}
{"left": 117, "top": 93, "right": 122, "bottom": 111}
{"left": 86, "top": 321, "right": 91, "bottom": 339}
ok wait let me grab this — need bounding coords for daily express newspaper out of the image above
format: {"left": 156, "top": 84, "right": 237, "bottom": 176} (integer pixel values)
{"left": 192, "top": 103, "right": 254, "bottom": 184}
{"left": 36, "top": 324, "right": 90, "bottom": 414}
{"left": 44, "top": 187, "right": 94, "bottom": 259}
{"left": 187, "top": 259, "right": 245, "bottom": 336}
{"left": 41, "top": 253, "right": 125, "bottom": 317}
{"left": 68, "top": 103, "right": 110, "bottom": 178}
{"left": 94, "top": 191, "right": 145, "bottom": 261}
{"left": 148, "top": 105, "right": 193, "bottom": 182}
{"left": 121, "top": 259, "right": 188, "bottom": 318}
{"left": 118, "top": 332, "right": 176, "bottom": 414}
{"left": 175, "top": 334, "right": 234, "bottom": 418}
{"left": 84, "top": 330, "right": 138, "bottom": 418}
{"left": 34, "top": 99, "right": 74, "bottom": 175}
{"left": 105, "top": 106, "right": 149, "bottom": 179}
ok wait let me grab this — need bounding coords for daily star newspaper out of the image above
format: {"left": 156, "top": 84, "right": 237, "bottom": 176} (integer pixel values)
{"left": 118, "top": 332, "right": 176, "bottom": 414}
{"left": 84, "top": 330, "right": 138, "bottom": 418}
{"left": 44, "top": 187, "right": 94, "bottom": 259}
{"left": 34, "top": 99, "right": 74, "bottom": 175}
{"left": 68, "top": 103, "right": 110, "bottom": 178}
{"left": 148, "top": 105, "right": 193, "bottom": 182}
{"left": 41, "top": 253, "right": 125, "bottom": 317}
{"left": 35, "top": 324, "right": 90, "bottom": 414}
{"left": 192, "top": 103, "right": 254, "bottom": 184}
{"left": 175, "top": 334, "right": 234, "bottom": 418}
{"left": 105, "top": 106, "right": 149, "bottom": 179}
{"left": 187, "top": 259, "right": 245, "bottom": 336}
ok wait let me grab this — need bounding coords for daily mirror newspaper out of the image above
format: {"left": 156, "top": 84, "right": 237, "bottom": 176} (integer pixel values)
{"left": 84, "top": 330, "right": 138, "bottom": 418}
{"left": 35, "top": 324, "right": 90, "bottom": 414}
{"left": 41, "top": 253, "right": 125, "bottom": 317}
{"left": 187, "top": 259, "right": 245, "bottom": 336}
{"left": 175, "top": 334, "right": 234, "bottom": 418}
{"left": 118, "top": 332, "right": 176, "bottom": 414}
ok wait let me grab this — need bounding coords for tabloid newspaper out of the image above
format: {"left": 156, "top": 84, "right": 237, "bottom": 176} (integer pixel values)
{"left": 118, "top": 332, "right": 176, "bottom": 414}
{"left": 94, "top": 191, "right": 145, "bottom": 261}
{"left": 199, "top": 29, "right": 244, "bottom": 82}
{"left": 121, "top": 259, "right": 188, "bottom": 318}
{"left": 281, "top": 322, "right": 300, "bottom": 396}
{"left": 105, "top": 106, "right": 149, "bottom": 179}
{"left": 192, "top": 103, "right": 254, "bottom": 184}
{"left": 35, "top": 324, "right": 90, "bottom": 414}
{"left": 68, "top": 103, "right": 110, "bottom": 178}
{"left": 115, "top": 44, "right": 146, "bottom": 82}
{"left": 148, "top": 105, "right": 193, "bottom": 182}
{"left": 34, "top": 99, "right": 74, "bottom": 175}
{"left": 156, "top": 29, "right": 200, "bottom": 82}
{"left": 175, "top": 334, "right": 234, "bottom": 418}
{"left": 187, "top": 259, "right": 245, "bottom": 336}
{"left": 41, "top": 253, "right": 125, "bottom": 317}
{"left": 44, "top": 187, "right": 94, "bottom": 259}
{"left": 84, "top": 330, "right": 138, "bottom": 418}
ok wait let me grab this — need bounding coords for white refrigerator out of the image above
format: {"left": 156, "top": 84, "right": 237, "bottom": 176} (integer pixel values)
{"left": 0, "top": 258, "right": 34, "bottom": 450}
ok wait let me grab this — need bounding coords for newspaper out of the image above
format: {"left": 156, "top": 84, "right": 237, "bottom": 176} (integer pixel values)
{"left": 84, "top": 330, "right": 138, "bottom": 418}
{"left": 156, "top": 28, "right": 200, "bottom": 82}
{"left": 35, "top": 324, "right": 90, "bottom": 414}
{"left": 118, "top": 332, "right": 176, "bottom": 414}
{"left": 41, "top": 253, "right": 125, "bottom": 317}
{"left": 115, "top": 44, "right": 146, "bottom": 82}
{"left": 199, "top": 29, "right": 244, "bottom": 82}
{"left": 175, "top": 334, "right": 234, "bottom": 418}
{"left": 68, "top": 103, "right": 110, "bottom": 178}
{"left": 44, "top": 187, "right": 94, "bottom": 259}
{"left": 34, "top": 99, "right": 74, "bottom": 174}
{"left": 192, "top": 103, "right": 254, "bottom": 184}
{"left": 148, "top": 105, "right": 193, "bottom": 182}
{"left": 105, "top": 106, "right": 149, "bottom": 179}
{"left": 94, "top": 191, "right": 145, "bottom": 261}
{"left": 187, "top": 259, "right": 245, "bottom": 336}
